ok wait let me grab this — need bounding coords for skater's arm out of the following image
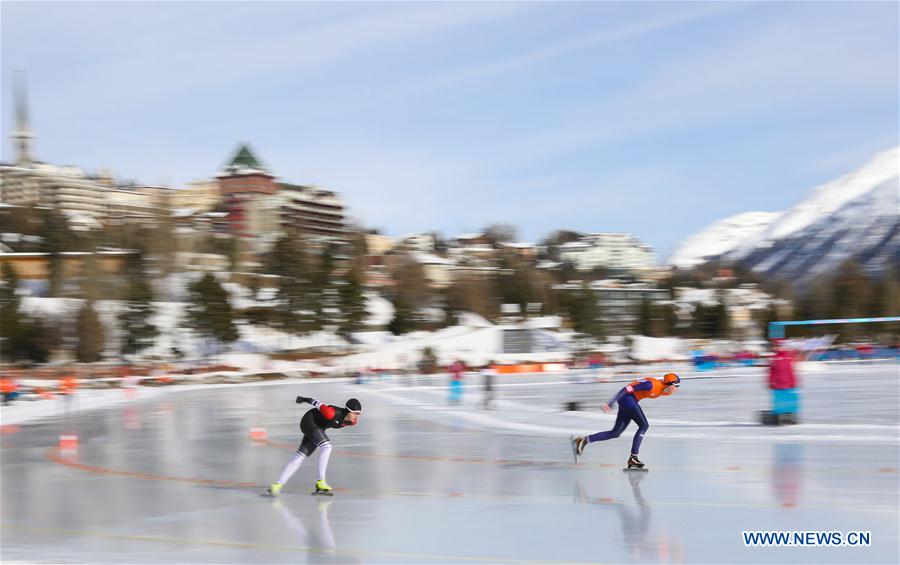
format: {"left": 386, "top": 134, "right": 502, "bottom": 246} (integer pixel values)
{"left": 607, "top": 387, "right": 629, "bottom": 409}
{"left": 311, "top": 399, "right": 336, "bottom": 420}
{"left": 607, "top": 380, "right": 652, "bottom": 408}
{"left": 298, "top": 397, "right": 337, "bottom": 419}
{"left": 625, "top": 380, "right": 653, "bottom": 394}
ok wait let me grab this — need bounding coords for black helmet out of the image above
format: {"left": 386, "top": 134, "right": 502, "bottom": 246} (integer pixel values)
{"left": 345, "top": 398, "right": 362, "bottom": 412}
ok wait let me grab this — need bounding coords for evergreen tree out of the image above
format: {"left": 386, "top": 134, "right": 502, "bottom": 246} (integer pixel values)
{"left": 639, "top": 298, "right": 671, "bottom": 337}
{"left": 80, "top": 231, "right": 102, "bottom": 301}
{"left": 146, "top": 206, "right": 176, "bottom": 277}
{"left": 439, "top": 287, "right": 457, "bottom": 328}
{"left": 75, "top": 300, "right": 106, "bottom": 362}
{"left": 496, "top": 252, "right": 534, "bottom": 312}
{"left": 35, "top": 316, "right": 61, "bottom": 360}
{"left": 187, "top": 273, "right": 239, "bottom": 348}
{"left": 660, "top": 302, "right": 678, "bottom": 336}
{"left": 691, "top": 304, "right": 712, "bottom": 338}
{"left": 265, "top": 234, "right": 318, "bottom": 336}
{"left": 831, "top": 260, "right": 874, "bottom": 340}
{"left": 532, "top": 270, "right": 559, "bottom": 315}
{"left": 711, "top": 298, "right": 730, "bottom": 339}
{"left": 336, "top": 267, "right": 367, "bottom": 339}
{"left": 0, "top": 262, "right": 25, "bottom": 360}
{"left": 388, "top": 294, "right": 415, "bottom": 335}
{"left": 797, "top": 277, "right": 833, "bottom": 322}
{"left": 38, "top": 208, "right": 72, "bottom": 297}
{"left": 877, "top": 263, "right": 900, "bottom": 317}
{"left": 832, "top": 260, "right": 874, "bottom": 319}
{"left": 692, "top": 301, "right": 728, "bottom": 339}
{"left": 311, "top": 244, "right": 335, "bottom": 291}
{"left": 312, "top": 244, "right": 340, "bottom": 330}
{"left": 0, "top": 263, "right": 51, "bottom": 362}
{"left": 638, "top": 298, "right": 653, "bottom": 336}
{"left": 873, "top": 264, "right": 900, "bottom": 337}
{"left": 118, "top": 251, "right": 159, "bottom": 357}
{"left": 391, "top": 254, "right": 430, "bottom": 309}
{"left": 563, "top": 286, "right": 604, "bottom": 339}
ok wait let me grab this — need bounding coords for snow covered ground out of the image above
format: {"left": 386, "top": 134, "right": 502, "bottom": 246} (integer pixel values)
{"left": 1, "top": 361, "right": 897, "bottom": 563}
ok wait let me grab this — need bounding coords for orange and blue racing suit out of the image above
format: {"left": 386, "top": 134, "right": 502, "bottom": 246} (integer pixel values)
{"left": 587, "top": 378, "right": 668, "bottom": 455}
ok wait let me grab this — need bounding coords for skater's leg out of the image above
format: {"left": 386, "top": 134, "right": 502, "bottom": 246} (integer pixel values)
{"left": 277, "top": 452, "right": 308, "bottom": 485}
{"left": 276, "top": 437, "right": 316, "bottom": 485}
{"left": 629, "top": 404, "right": 649, "bottom": 455}
{"left": 316, "top": 441, "right": 333, "bottom": 481}
{"left": 587, "top": 408, "right": 630, "bottom": 443}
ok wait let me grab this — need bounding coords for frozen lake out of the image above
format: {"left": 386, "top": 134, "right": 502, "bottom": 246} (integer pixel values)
{"left": 2, "top": 362, "right": 898, "bottom": 563}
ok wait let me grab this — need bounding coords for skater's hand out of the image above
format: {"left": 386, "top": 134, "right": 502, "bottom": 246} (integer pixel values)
{"left": 296, "top": 396, "right": 312, "bottom": 404}
{"left": 601, "top": 403, "right": 612, "bottom": 413}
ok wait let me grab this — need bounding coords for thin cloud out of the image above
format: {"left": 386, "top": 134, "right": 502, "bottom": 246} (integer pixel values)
{"left": 399, "top": 3, "right": 742, "bottom": 94}
{"left": 499, "top": 6, "right": 899, "bottom": 167}
{"left": 30, "top": 2, "right": 531, "bottom": 109}
{"left": 295, "top": 3, "right": 744, "bottom": 124}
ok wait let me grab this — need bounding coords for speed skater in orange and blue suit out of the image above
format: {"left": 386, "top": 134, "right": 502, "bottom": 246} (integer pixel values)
{"left": 571, "top": 373, "right": 681, "bottom": 470}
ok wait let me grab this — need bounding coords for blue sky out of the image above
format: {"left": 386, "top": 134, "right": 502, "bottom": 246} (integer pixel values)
{"left": 2, "top": 1, "right": 897, "bottom": 257}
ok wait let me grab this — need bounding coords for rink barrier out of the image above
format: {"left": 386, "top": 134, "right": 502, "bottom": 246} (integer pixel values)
{"left": 769, "top": 316, "right": 900, "bottom": 339}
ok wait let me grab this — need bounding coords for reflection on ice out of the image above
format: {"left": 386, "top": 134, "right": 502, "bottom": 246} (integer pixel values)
{"left": 272, "top": 498, "right": 339, "bottom": 556}
{"left": 772, "top": 443, "right": 804, "bottom": 508}
{"left": 575, "top": 473, "right": 684, "bottom": 563}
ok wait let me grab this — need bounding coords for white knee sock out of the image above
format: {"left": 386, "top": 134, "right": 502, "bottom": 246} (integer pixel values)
{"left": 317, "top": 442, "right": 332, "bottom": 481}
{"left": 277, "top": 452, "right": 306, "bottom": 485}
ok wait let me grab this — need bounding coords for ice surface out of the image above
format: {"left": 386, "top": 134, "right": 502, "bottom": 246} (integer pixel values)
{"left": 2, "top": 362, "right": 897, "bottom": 563}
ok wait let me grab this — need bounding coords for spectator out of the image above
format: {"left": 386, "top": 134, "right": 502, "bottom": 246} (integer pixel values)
{"left": 1, "top": 376, "right": 20, "bottom": 405}
{"left": 481, "top": 362, "right": 496, "bottom": 410}
{"left": 768, "top": 340, "right": 799, "bottom": 423}
{"left": 448, "top": 360, "right": 465, "bottom": 405}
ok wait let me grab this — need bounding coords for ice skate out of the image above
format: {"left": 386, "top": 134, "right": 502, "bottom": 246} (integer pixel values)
{"left": 570, "top": 436, "right": 587, "bottom": 463}
{"left": 624, "top": 454, "right": 648, "bottom": 472}
{"left": 312, "top": 479, "right": 334, "bottom": 496}
{"left": 266, "top": 482, "right": 283, "bottom": 497}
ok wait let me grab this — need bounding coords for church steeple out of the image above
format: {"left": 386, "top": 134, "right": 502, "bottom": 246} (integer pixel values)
{"left": 12, "top": 69, "right": 34, "bottom": 166}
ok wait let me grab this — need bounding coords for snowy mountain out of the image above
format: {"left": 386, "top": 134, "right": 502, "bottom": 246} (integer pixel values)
{"left": 730, "top": 146, "right": 899, "bottom": 258}
{"left": 732, "top": 175, "right": 898, "bottom": 283}
{"left": 671, "top": 146, "right": 899, "bottom": 283}
{"left": 669, "top": 211, "right": 781, "bottom": 269}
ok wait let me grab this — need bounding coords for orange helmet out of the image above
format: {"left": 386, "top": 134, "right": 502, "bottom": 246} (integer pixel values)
{"left": 663, "top": 373, "right": 681, "bottom": 387}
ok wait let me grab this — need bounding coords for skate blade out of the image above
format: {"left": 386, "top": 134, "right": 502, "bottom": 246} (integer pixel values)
{"left": 623, "top": 467, "right": 649, "bottom": 472}
{"left": 311, "top": 490, "right": 335, "bottom": 497}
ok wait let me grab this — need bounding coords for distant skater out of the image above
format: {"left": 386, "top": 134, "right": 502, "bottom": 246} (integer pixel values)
{"left": 448, "top": 360, "right": 465, "bottom": 405}
{"left": 267, "top": 396, "right": 362, "bottom": 496}
{"left": 481, "top": 362, "right": 496, "bottom": 410}
{"left": 571, "top": 373, "right": 680, "bottom": 470}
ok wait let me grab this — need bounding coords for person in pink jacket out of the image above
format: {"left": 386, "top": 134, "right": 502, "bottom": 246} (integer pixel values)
{"left": 768, "top": 340, "right": 799, "bottom": 422}
{"left": 769, "top": 341, "right": 797, "bottom": 389}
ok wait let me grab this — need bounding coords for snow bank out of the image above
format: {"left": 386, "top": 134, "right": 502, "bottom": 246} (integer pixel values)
{"left": 629, "top": 335, "right": 690, "bottom": 361}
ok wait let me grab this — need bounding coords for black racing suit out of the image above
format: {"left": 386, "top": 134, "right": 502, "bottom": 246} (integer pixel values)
{"left": 297, "top": 403, "right": 354, "bottom": 456}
